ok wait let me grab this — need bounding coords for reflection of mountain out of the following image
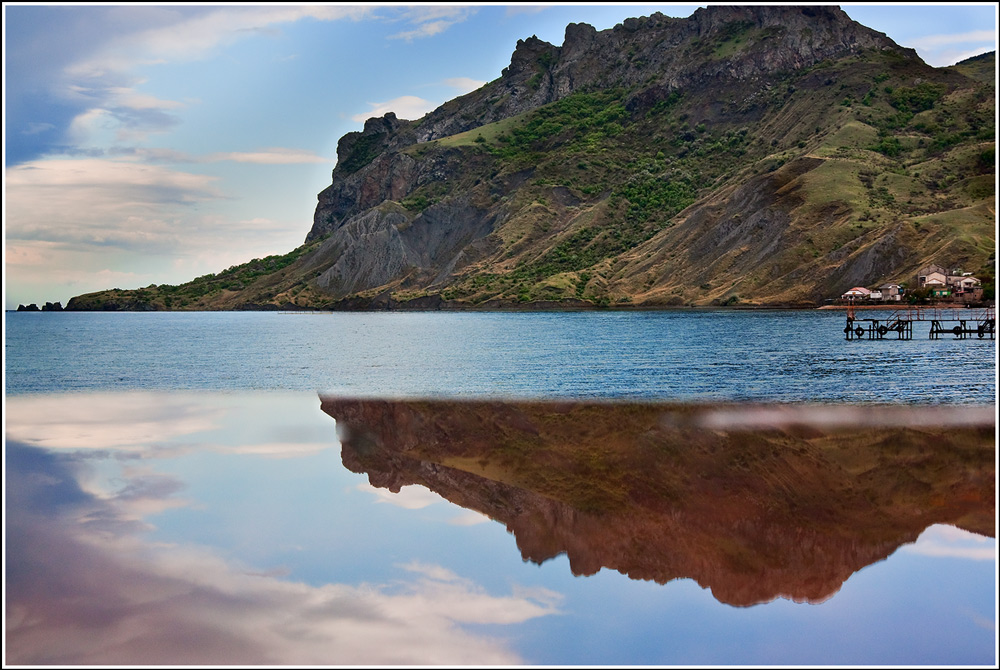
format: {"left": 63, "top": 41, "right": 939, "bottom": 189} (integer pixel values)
{"left": 321, "top": 397, "right": 995, "bottom": 607}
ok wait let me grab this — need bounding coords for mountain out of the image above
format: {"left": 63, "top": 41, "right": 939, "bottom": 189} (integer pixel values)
{"left": 321, "top": 396, "right": 995, "bottom": 607}
{"left": 66, "top": 5, "right": 995, "bottom": 311}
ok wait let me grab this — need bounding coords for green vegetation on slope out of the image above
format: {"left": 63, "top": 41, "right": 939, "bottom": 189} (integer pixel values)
{"left": 67, "top": 237, "right": 328, "bottom": 310}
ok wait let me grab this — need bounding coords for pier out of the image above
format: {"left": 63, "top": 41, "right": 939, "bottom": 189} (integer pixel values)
{"left": 843, "top": 302, "right": 995, "bottom": 341}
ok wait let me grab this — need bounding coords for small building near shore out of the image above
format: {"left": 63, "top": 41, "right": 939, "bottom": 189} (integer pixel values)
{"left": 879, "top": 283, "right": 903, "bottom": 301}
{"left": 917, "top": 265, "right": 948, "bottom": 288}
{"left": 841, "top": 287, "right": 872, "bottom": 299}
{"left": 915, "top": 264, "right": 983, "bottom": 302}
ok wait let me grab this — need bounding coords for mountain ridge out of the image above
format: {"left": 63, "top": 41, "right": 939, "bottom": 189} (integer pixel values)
{"left": 64, "top": 5, "right": 995, "bottom": 311}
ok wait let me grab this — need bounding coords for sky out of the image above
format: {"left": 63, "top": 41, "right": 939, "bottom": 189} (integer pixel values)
{"left": 3, "top": 2, "right": 998, "bottom": 310}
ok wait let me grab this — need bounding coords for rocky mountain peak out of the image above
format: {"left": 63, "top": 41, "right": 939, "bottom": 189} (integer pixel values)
{"left": 507, "top": 34, "right": 557, "bottom": 75}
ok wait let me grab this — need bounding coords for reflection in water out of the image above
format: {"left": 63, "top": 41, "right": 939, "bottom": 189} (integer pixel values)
{"left": 322, "top": 397, "right": 995, "bottom": 607}
{"left": 4, "top": 392, "right": 558, "bottom": 666}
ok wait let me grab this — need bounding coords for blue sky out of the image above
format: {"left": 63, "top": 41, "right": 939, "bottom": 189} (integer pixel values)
{"left": 3, "top": 3, "right": 997, "bottom": 309}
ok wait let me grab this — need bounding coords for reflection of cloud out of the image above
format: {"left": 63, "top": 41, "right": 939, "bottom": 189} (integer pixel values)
{"left": 5, "top": 392, "right": 224, "bottom": 453}
{"left": 358, "top": 482, "right": 444, "bottom": 509}
{"left": 903, "top": 524, "right": 997, "bottom": 561}
{"left": 351, "top": 95, "right": 436, "bottom": 122}
{"left": 224, "top": 441, "right": 334, "bottom": 458}
{"left": 449, "top": 510, "right": 491, "bottom": 526}
{"left": 690, "top": 404, "right": 995, "bottom": 430}
{"left": 397, "top": 561, "right": 563, "bottom": 624}
{"left": 6, "top": 440, "right": 557, "bottom": 665}
{"left": 4, "top": 392, "right": 335, "bottom": 460}
{"left": 357, "top": 483, "right": 490, "bottom": 525}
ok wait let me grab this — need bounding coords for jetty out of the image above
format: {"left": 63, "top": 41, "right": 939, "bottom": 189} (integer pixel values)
{"left": 843, "top": 302, "right": 995, "bottom": 341}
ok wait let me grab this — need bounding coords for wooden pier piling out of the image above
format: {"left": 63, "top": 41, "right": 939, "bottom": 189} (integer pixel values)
{"left": 843, "top": 302, "right": 994, "bottom": 341}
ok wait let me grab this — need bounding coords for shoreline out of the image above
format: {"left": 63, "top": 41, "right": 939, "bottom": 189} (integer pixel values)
{"left": 816, "top": 303, "right": 993, "bottom": 311}
{"left": 13, "top": 297, "right": 995, "bottom": 314}
{"left": 10, "top": 302, "right": 995, "bottom": 314}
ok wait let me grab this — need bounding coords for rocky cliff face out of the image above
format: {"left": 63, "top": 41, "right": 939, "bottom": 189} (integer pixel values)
{"left": 293, "top": 4, "right": 990, "bottom": 308}
{"left": 308, "top": 4, "right": 907, "bottom": 240}
{"left": 321, "top": 396, "right": 994, "bottom": 607}
{"left": 372, "top": 6, "right": 906, "bottom": 150}
{"left": 63, "top": 5, "right": 994, "bottom": 311}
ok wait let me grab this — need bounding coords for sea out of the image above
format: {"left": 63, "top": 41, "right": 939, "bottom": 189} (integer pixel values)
{"left": 4, "top": 309, "right": 997, "bottom": 665}
{"left": 5, "top": 308, "right": 997, "bottom": 400}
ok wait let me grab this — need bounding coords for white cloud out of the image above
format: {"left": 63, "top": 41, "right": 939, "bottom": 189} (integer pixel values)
{"left": 351, "top": 95, "right": 436, "bottom": 122}
{"left": 505, "top": 6, "right": 548, "bottom": 19}
{"left": 22, "top": 122, "right": 56, "bottom": 135}
{"left": 5, "top": 158, "right": 224, "bottom": 252}
{"left": 107, "top": 86, "right": 186, "bottom": 111}
{"left": 62, "top": 85, "right": 185, "bottom": 144}
{"left": 3, "top": 155, "right": 311, "bottom": 291}
{"left": 924, "top": 47, "right": 996, "bottom": 68}
{"left": 906, "top": 29, "right": 996, "bottom": 50}
{"left": 442, "top": 76, "right": 487, "bottom": 93}
{"left": 5, "top": 243, "right": 52, "bottom": 268}
{"left": 387, "top": 6, "right": 478, "bottom": 42}
{"left": 904, "top": 29, "right": 997, "bottom": 67}
{"left": 99, "top": 146, "right": 329, "bottom": 165}
{"left": 66, "top": 108, "right": 117, "bottom": 144}
{"left": 390, "top": 20, "right": 458, "bottom": 41}
{"left": 206, "top": 147, "right": 331, "bottom": 164}
{"left": 65, "top": 6, "right": 375, "bottom": 79}
{"left": 46, "top": 6, "right": 379, "bottom": 153}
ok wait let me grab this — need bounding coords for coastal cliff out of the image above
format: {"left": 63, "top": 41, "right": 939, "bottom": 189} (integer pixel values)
{"left": 66, "top": 6, "right": 994, "bottom": 311}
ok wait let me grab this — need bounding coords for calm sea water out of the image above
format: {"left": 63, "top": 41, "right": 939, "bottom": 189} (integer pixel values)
{"left": 4, "top": 310, "right": 997, "bottom": 665}
{"left": 4, "top": 309, "right": 996, "bottom": 401}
